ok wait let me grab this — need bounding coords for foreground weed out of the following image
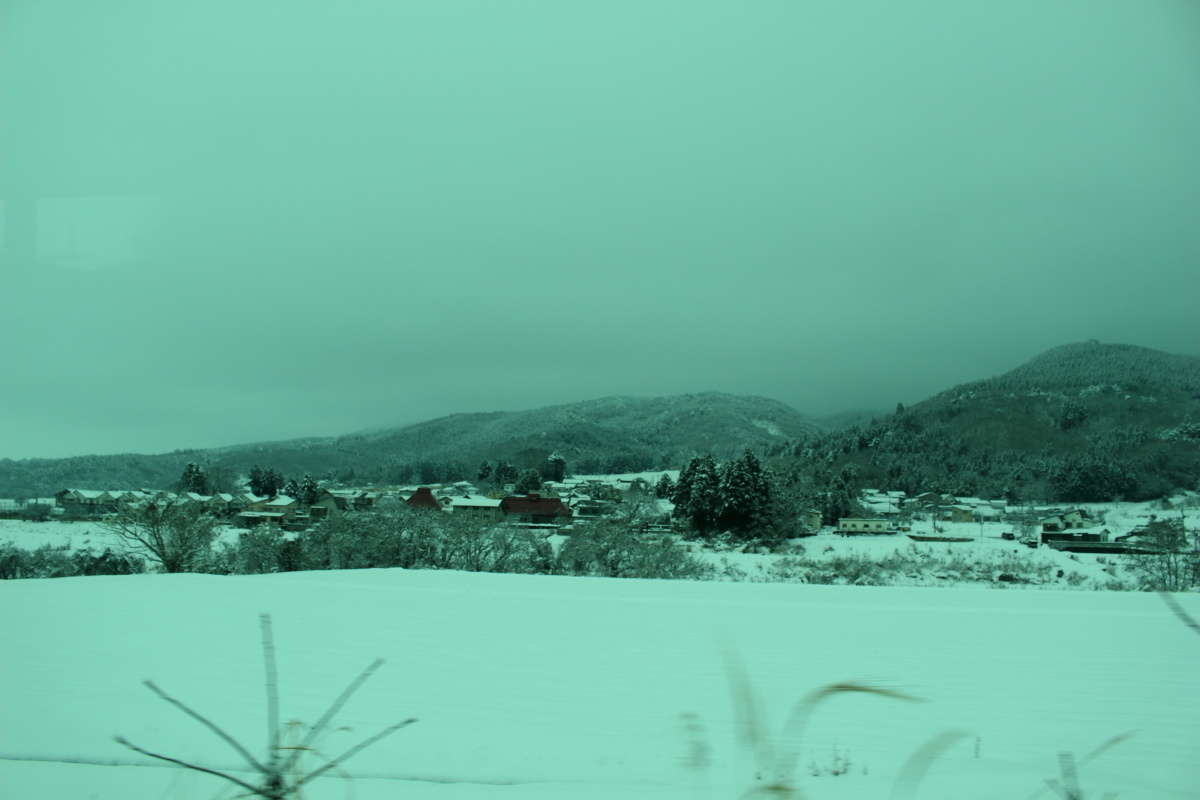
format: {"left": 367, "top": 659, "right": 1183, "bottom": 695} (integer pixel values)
{"left": 714, "top": 651, "right": 969, "bottom": 799}
{"left": 115, "top": 614, "right": 415, "bottom": 799}
{"left": 1024, "top": 732, "right": 1135, "bottom": 800}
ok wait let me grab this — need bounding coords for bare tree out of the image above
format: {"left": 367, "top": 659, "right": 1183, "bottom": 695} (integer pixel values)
{"left": 1125, "top": 519, "right": 1197, "bottom": 591}
{"left": 101, "top": 499, "right": 218, "bottom": 573}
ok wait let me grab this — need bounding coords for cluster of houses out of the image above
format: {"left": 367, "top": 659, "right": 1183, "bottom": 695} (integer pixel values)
{"left": 42, "top": 484, "right": 578, "bottom": 530}
{"left": 836, "top": 489, "right": 1109, "bottom": 544}
{"left": 11, "top": 481, "right": 1179, "bottom": 553}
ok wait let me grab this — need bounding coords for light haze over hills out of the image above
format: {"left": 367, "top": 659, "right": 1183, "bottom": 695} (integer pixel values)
{"left": 2, "top": 1, "right": 1198, "bottom": 458}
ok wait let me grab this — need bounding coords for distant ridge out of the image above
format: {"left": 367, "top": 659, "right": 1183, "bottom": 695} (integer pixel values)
{"left": 0, "top": 392, "right": 820, "bottom": 497}
{"left": 788, "top": 341, "right": 1200, "bottom": 502}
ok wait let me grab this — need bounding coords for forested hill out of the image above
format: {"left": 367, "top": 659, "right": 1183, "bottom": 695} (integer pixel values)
{"left": 0, "top": 393, "right": 821, "bottom": 497}
{"left": 785, "top": 341, "right": 1200, "bottom": 503}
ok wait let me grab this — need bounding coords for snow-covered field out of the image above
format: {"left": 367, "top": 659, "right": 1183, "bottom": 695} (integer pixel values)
{"left": 0, "top": 519, "right": 243, "bottom": 553}
{"left": 0, "top": 517, "right": 1158, "bottom": 590}
{"left": 2, "top": 569, "right": 1197, "bottom": 799}
{"left": 704, "top": 531, "right": 1135, "bottom": 589}
{"left": 0, "top": 519, "right": 113, "bottom": 552}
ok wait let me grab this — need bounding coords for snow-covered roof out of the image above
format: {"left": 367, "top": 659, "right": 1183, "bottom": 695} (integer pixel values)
{"left": 265, "top": 495, "right": 296, "bottom": 507}
{"left": 449, "top": 496, "right": 502, "bottom": 508}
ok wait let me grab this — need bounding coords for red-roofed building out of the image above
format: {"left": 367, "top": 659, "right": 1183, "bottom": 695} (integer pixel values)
{"left": 405, "top": 487, "right": 443, "bottom": 512}
{"left": 500, "top": 493, "right": 573, "bottom": 525}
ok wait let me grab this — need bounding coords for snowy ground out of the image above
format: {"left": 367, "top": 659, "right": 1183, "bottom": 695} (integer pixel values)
{"left": 2, "top": 569, "right": 1198, "bottom": 799}
{"left": 704, "top": 525, "right": 1138, "bottom": 590}
{"left": 0, "top": 519, "right": 114, "bottom": 553}
{"left": 0, "top": 519, "right": 244, "bottom": 554}
{"left": 0, "top": 517, "right": 1161, "bottom": 590}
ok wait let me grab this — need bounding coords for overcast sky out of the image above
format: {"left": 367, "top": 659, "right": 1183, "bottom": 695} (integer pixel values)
{"left": 2, "top": 0, "right": 1199, "bottom": 459}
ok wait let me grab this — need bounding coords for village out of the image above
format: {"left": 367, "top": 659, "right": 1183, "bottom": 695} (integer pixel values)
{"left": 1, "top": 475, "right": 656, "bottom": 530}
{"left": 2, "top": 475, "right": 1193, "bottom": 557}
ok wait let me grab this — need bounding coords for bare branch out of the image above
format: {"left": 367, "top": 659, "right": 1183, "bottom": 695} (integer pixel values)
{"left": 143, "top": 680, "right": 268, "bottom": 774}
{"left": 281, "top": 658, "right": 385, "bottom": 775}
{"left": 261, "top": 614, "right": 281, "bottom": 762}
{"left": 1159, "top": 591, "right": 1200, "bottom": 637}
{"left": 114, "top": 736, "right": 264, "bottom": 796}
{"left": 294, "top": 718, "right": 417, "bottom": 789}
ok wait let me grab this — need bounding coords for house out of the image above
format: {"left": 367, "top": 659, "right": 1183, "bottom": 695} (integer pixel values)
{"left": 405, "top": 487, "right": 444, "bottom": 511}
{"left": 836, "top": 517, "right": 894, "bottom": 535}
{"left": 308, "top": 490, "right": 343, "bottom": 518}
{"left": 236, "top": 494, "right": 299, "bottom": 526}
{"left": 178, "top": 492, "right": 214, "bottom": 508}
{"left": 319, "top": 489, "right": 358, "bottom": 511}
{"left": 263, "top": 494, "right": 298, "bottom": 514}
{"left": 209, "top": 493, "right": 239, "bottom": 516}
{"left": 568, "top": 494, "right": 618, "bottom": 519}
{"left": 861, "top": 497, "right": 902, "bottom": 517}
{"left": 236, "top": 510, "right": 289, "bottom": 527}
{"left": 55, "top": 489, "right": 119, "bottom": 517}
{"left": 500, "top": 493, "right": 573, "bottom": 525}
{"left": 447, "top": 495, "right": 503, "bottom": 517}
{"left": 936, "top": 505, "right": 975, "bottom": 523}
{"left": 1040, "top": 508, "right": 1090, "bottom": 532}
{"left": 355, "top": 491, "right": 386, "bottom": 510}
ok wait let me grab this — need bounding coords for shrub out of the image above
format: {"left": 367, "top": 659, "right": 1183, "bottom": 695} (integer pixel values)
{"left": 299, "top": 508, "right": 445, "bottom": 571}
{"left": 0, "top": 543, "right": 144, "bottom": 580}
{"left": 19, "top": 504, "right": 53, "bottom": 522}
{"left": 441, "top": 518, "right": 555, "bottom": 574}
{"left": 217, "top": 526, "right": 303, "bottom": 575}
{"left": 558, "top": 521, "right": 712, "bottom": 579}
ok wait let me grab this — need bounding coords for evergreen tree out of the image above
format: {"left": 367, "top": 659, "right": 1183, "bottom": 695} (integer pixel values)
{"left": 494, "top": 461, "right": 519, "bottom": 487}
{"left": 543, "top": 453, "right": 567, "bottom": 482}
{"left": 417, "top": 460, "right": 442, "bottom": 484}
{"left": 672, "top": 455, "right": 721, "bottom": 535}
{"left": 178, "top": 463, "right": 208, "bottom": 494}
{"left": 670, "top": 459, "right": 697, "bottom": 515}
{"left": 298, "top": 474, "right": 320, "bottom": 506}
{"left": 384, "top": 462, "right": 414, "bottom": 485}
{"left": 820, "top": 465, "right": 861, "bottom": 525}
{"left": 282, "top": 477, "right": 300, "bottom": 498}
{"left": 718, "top": 449, "right": 771, "bottom": 536}
{"left": 515, "top": 469, "right": 543, "bottom": 495}
{"left": 654, "top": 473, "right": 675, "bottom": 499}
{"left": 264, "top": 468, "right": 284, "bottom": 497}
{"left": 477, "top": 460, "right": 493, "bottom": 481}
{"left": 688, "top": 455, "right": 722, "bottom": 535}
{"left": 248, "top": 465, "right": 268, "bottom": 496}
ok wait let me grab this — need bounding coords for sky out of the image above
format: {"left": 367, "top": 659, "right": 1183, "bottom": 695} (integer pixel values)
{"left": 2, "top": 0, "right": 1199, "bottom": 459}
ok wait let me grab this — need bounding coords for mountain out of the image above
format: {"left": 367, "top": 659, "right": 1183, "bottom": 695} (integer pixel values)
{"left": 0, "top": 393, "right": 821, "bottom": 497}
{"left": 787, "top": 341, "right": 1200, "bottom": 503}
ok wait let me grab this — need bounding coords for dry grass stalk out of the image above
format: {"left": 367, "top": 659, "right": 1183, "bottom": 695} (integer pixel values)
{"left": 114, "top": 613, "right": 415, "bottom": 798}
